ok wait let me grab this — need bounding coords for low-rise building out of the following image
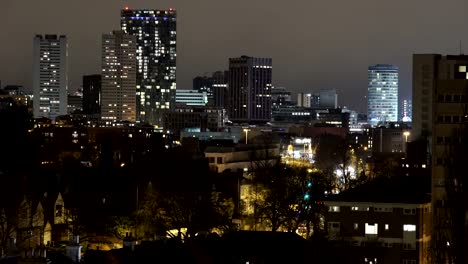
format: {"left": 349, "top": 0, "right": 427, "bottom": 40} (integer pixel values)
{"left": 324, "top": 178, "right": 431, "bottom": 264}
{"left": 205, "top": 143, "right": 279, "bottom": 173}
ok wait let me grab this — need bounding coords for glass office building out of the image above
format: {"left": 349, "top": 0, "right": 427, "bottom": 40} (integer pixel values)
{"left": 367, "top": 64, "right": 398, "bottom": 126}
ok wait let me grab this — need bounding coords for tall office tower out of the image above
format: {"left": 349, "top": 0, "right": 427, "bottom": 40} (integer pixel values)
{"left": 82, "top": 74, "right": 102, "bottom": 118}
{"left": 193, "top": 76, "right": 214, "bottom": 105}
{"left": 121, "top": 8, "right": 177, "bottom": 127}
{"left": 413, "top": 54, "right": 468, "bottom": 262}
{"left": 367, "top": 64, "right": 399, "bottom": 126}
{"left": 33, "top": 35, "right": 68, "bottom": 119}
{"left": 400, "top": 98, "right": 412, "bottom": 122}
{"left": 228, "top": 56, "right": 272, "bottom": 123}
{"left": 297, "top": 93, "right": 312, "bottom": 107}
{"left": 212, "top": 71, "right": 228, "bottom": 108}
{"left": 319, "top": 89, "right": 338, "bottom": 109}
{"left": 101, "top": 30, "right": 137, "bottom": 122}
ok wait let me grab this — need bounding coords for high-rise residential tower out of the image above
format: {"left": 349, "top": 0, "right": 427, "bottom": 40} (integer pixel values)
{"left": 101, "top": 30, "right": 137, "bottom": 122}
{"left": 33, "top": 35, "right": 68, "bottom": 119}
{"left": 121, "top": 8, "right": 177, "bottom": 127}
{"left": 367, "top": 64, "right": 399, "bottom": 126}
{"left": 82, "top": 74, "right": 102, "bottom": 118}
{"left": 228, "top": 56, "right": 272, "bottom": 123}
{"left": 413, "top": 54, "right": 468, "bottom": 262}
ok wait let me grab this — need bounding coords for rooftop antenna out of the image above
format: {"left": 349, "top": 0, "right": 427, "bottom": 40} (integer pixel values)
{"left": 459, "top": 40, "right": 463, "bottom": 55}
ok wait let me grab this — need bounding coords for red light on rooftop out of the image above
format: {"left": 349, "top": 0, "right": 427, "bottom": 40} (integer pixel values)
{"left": 124, "top": 6, "right": 129, "bottom": 10}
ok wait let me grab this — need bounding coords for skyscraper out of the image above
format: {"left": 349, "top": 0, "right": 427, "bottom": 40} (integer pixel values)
{"left": 33, "top": 34, "right": 68, "bottom": 119}
{"left": 82, "top": 74, "right": 102, "bottom": 118}
{"left": 228, "top": 56, "right": 272, "bottom": 123}
{"left": 101, "top": 30, "right": 137, "bottom": 122}
{"left": 212, "top": 71, "right": 228, "bottom": 108}
{"left": 367, "top": 64, "right": 399, "bottom": 126}
{"left": 121, "top": 8, "right": 177, "bottom": 127}
{"left": 413, "top": 54, "right": 468, "bottom": 262}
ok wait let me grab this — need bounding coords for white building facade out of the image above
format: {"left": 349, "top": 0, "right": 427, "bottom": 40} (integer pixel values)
{"left": 33, "top": 35, "right": 68, "bottom": 119}
{"left": 367, "top": 64, "right": 399, "bottom": 126}
{"left": 101, "top": 30, "right": 137, "bottom": 122}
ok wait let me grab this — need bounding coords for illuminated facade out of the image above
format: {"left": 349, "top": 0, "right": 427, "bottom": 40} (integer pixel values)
{"left": 175, "top": 89, "right": 207, "bottom": 106}
{"left": 228, "top": 56, "right": 272, "bottom": 123}
{"left": 121, "top": 8, "right": 177, "bottom": 127}
{"left": 33, "top": 35, "right": 68, "bottom": 119}
{"left": 367, "top": 64, "right": 399, "bottom": 126}
{"left": 101, "top": 30, "right": 137, "bottom": 122}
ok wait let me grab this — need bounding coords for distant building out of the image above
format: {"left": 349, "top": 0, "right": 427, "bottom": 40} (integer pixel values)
{"left": 193, "top": 76, "right": 214, "bottom": 105}
{"left": 228, "top": 56, "right": 272, "bottom": 123}
{"left": 400, "top": 99, "right": 412, "bottom": 122}
{"left": 175, "top": 89, "right": 208, "bottom": 107}
{"left": 82, "top": 74, "right": 101, "bottom": 118}
{"left": 371, "top": 122, "right": 410, "bottom": 154}
{"left": 316, "top": 108, "right": 350, "bottom": 128}
{"left": 101, "top": 30, "right": 137, "bottom": 122}
{"left": 67, "top": 94, "right": 82, "bottom": 114}
{"left": 367, "top": 64, "right": 399, "bottom": 126}
{"left": 272, "top": 105, "right": 313, "bottom": 123}
{"left": 121, "top": 8, "right": 177, "bottom": 127}
{"left": 205, "top": 143, "right": 279, "bottom": 173}
{"left": 319, "top": 89, "right": 338, "bottom": 109}
{"left": 212, "top": 71, "right": 228, "bottom": 108}
{"left": 271, "top": 86, "right": 292, "bottom": 108}
{"left": 297, "top": 93, "right": 312, "bottom": 108}
{"left": 3, "top": 85, "right": 24, "bottom": 96}
{"left": 297, "top": 89, "right": 337, "bottom": 109}
{"left": 33, "top": 34, "right": 68, "bottom": 120}
{"left": 164, "top": 107, "right": 225, "bottom": 137}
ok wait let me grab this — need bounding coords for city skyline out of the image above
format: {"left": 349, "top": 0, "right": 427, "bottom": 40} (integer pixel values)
{"left": 2, "top": 0, "right": 468, "bottom": 112}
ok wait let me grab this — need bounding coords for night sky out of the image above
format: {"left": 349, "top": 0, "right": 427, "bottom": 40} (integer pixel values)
{"left": 1, "top": 0, "right": 468, "bottom": 111}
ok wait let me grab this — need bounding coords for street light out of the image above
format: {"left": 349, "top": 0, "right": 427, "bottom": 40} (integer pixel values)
{"left": 403, "top": 131, "right": 410, "bottom": 142}
{"left": 403, "top": 131, "right": 410, "bottom": 153}
{"left": 243, "top": 128, "right": 250, "bottom": 144}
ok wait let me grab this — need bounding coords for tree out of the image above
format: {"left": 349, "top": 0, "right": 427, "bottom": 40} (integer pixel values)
{"left": 0, "top": 207, "right": 16, "bottom": 256}
{"left": 136, "top": 181, "right": 234, "bottom": 240}
{"left": 106, "top": 216, "right": 135, "bottom": 240}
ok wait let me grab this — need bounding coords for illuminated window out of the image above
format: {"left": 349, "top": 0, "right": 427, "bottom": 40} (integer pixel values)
{"left": 328, "top": 206, "right": 340, "bottom": 212}
{"left": 403, "top": 224, "right": 416, "bottom": 232}
{"left": 459, "top": 65, "right": 467, "bottom": 72}
{"left": 385, "top": 224, "right": 389, "bottom": 230}
{"left": 353, "top": 223, "right": 358, "bottom": 230}
{"left": 365, "top": 223, "right": 378, "bottom": 235}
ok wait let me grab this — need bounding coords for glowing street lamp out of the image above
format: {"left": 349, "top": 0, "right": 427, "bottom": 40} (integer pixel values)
{"left": 243, "top": 128, "right": 251, "bottom": 144}
{"left": 403, "top": 131, "right": 410, "bottom": 142}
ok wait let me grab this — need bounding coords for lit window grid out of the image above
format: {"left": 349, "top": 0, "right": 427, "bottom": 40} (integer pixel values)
{"left": 367, "top": 69, "right": 398, "bottom": 125}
